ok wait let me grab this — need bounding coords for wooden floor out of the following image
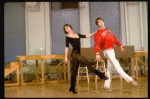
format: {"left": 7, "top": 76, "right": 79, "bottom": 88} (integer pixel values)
{"left": 4, "top": 79, "right": 148, "bottom": 98}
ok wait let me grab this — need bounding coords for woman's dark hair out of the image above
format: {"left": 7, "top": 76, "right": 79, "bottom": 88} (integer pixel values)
{"left": 63, "top": 24, "right": 73, "bottom": 34}
{"left": 95, "top": 17, "right": 104, "bottom": 25}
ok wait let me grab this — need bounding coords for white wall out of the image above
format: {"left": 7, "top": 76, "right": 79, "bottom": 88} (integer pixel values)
{"left": 127, "top": 2, "right": 141, "bottom": 51}
{"left": 25, "top": 2, "right": 51, "bottom": 55}
{"left": 25, "top": 2, "right": 51, "bottom": 65}
{"left": 79, "top": 2, "right": 91, "bottom": 48}
{"left": 140, "top": 2, "right": 148, "bottom": 51}
{"left": 120, "top": 1, "right": 148, "bottom": 51}
{"left": 120, "top": 2, "right": 127, "bottom": 46}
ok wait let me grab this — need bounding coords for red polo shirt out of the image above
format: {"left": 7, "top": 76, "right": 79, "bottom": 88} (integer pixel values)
{"left": 94, "top": 28, "right": 121, "bottom": 53}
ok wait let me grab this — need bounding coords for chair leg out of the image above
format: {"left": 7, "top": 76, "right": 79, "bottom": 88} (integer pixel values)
{"left": 95, "top": 75, "right": 97, "bottom": 83}
{"left": 86, "top": 67, "right": 89, "bottom": 83}
{"left": 77, "top": 66, "right": 90, "bottom": 84}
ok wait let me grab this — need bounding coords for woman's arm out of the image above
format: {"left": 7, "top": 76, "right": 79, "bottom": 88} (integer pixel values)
{"left": 65, "top": 47, "right": 69, "bottom": 63}
{"left": 86, "top": 30, "right": 97, "bottom": 38}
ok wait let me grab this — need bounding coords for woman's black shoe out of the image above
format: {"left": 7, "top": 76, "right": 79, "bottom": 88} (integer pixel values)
{"left": 69, "top": 87, "right": 78, "bottom": 94}
{"left": 104, "top": 76, "right": 109, "bottom": 80}
{"left": 93, "top": 69, "right": 109, "bottom": 80}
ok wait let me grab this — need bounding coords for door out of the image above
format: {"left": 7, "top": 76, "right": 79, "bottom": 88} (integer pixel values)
{"left": 51, "top": 9, "right": 80, "bottom": 55}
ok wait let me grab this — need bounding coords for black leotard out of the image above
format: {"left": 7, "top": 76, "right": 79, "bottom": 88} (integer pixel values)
{"left": 66, "top": 33, "right": 95, "bottom": 74}
{"left": 66, "top": 33, "right": 86, "bottom": 54}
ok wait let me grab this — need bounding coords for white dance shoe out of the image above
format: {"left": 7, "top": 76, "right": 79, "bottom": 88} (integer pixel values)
{"left": 131, "top": 80, "right": 138, "bottom": 86}
{"left": 103, "top": 86, "right": 113, "bottom": 93}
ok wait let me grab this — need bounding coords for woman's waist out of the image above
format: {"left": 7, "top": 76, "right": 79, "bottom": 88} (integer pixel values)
{"left": 71, "top": 49, "right": 80, "bottom": 54}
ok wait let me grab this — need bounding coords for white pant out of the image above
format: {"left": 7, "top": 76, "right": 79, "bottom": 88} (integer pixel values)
{"left": 103, "top": 49, "right": 133, "bottom": 88}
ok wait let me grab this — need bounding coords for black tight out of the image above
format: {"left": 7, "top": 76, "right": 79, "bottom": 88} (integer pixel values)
{"left": 71, "top": 50, "right": 106, "bottom": 78}
{"left": 71, "top": 50, "right": 95, "bottom": 76}
{"left": 69, "top": 50, "right": 107, "bottom": 91}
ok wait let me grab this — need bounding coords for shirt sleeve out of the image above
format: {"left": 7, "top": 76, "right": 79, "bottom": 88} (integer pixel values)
{"left": 77, "top": 33, "right": 86, "bottom": 38}
{"left": 94, "top": 30, "right": 102, "bottom": 53}
{"left": 66, "top": 37, "right": 69, "bottom": 48}
{"left": 114, "top": 35, "right": 121, "bottom": 47}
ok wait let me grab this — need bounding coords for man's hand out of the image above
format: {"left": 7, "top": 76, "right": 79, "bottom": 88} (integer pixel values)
{"left": 120, "top": 46, "right": 125, "bottom": 53}
{"left": 65, "top": 57, "right": 68, "bottom": 64}
{"left": 96, "top": 54, "right": 101, "bottom": 62}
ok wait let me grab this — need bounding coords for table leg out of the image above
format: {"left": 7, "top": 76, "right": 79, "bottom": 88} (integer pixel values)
{"left": 131, "top": 58, "right": 135, "bottom": 77}
{"left": 56, "top": 59, "right": 59, "bottom": 80}
{"left": 41, "top": 59, "right": 44, "bottom": 83}
{"left": 14, "top": 70, "right": 16, "bottom": 83}
{"left": 20, "top": 60, "right": 24, "bottom": 85}
{"left": 17, "top": 66, "right": 19, "bottom": 85}
{"left": 135, "top": 56, "right": 138, "bottom": 79}
{"left": 36, "top": 60, "right": 38, "bottom": 82}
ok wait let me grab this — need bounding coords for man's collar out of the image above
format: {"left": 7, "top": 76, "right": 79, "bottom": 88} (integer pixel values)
{"left": 99, "top": 27, "right": 105, "bottom": 30}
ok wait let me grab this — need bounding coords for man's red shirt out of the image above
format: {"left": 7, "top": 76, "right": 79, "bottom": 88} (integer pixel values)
{"left": 94, "top": 28, "right": 121, "bottom": 53}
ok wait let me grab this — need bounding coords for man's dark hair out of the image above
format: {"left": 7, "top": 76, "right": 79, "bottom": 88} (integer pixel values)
{"left": 95, "top": 17, "right": 104, "bottom": 26}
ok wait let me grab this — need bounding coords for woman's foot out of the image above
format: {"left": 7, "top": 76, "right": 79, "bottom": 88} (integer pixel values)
{"left": 93, "top": 69, "right": 109, "bottom": 80}
{"left": 69, "top": 87, "right": 78, "bottom": 94}
{"left": 104, "top": 76, "right": 109, "bottom": 80}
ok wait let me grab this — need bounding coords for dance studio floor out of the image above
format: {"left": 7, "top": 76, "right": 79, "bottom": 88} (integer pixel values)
{"left": 4, "top": 79, "right": 148, "bottom": 98}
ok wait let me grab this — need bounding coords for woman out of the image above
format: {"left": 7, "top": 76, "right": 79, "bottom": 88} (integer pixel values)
{"left": 94, "top": 17, "right": 138, "bottom": 92}
{"left": 64, "top": 24, "right": 108, "bottom": 94}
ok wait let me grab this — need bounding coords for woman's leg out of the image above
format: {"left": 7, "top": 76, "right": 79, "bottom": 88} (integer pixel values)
{"left": 71, "top": 60, "right": 80, "bottom": 77}
{"left": 69, "top": 59, "right": 79, "bottom": 93}
{"left": 71, "top": 51, "right": 108, "bottom": 79}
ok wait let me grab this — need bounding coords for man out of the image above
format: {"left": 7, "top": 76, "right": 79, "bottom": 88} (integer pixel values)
{"left": 94, "top": 17, "right": 138, "bottom": 92}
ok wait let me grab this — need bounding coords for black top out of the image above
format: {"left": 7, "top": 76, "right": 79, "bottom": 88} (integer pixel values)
{"left": 66, "top": 33, "right": 86, "bottom": 54}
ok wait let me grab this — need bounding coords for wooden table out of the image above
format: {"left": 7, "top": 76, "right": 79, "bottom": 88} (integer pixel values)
{"left": 134, "top": 51, "right": 148, "bottom": 79}
{"left": 16, "top": 55, "right": 66, "bottom": 85}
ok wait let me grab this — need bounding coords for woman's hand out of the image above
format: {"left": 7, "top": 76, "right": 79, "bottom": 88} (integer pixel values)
{"left": 65, "top": 47, "right": 69, "bottom": 63}
{"left": 86, "top": 30, "right": 97, "bottom": 38}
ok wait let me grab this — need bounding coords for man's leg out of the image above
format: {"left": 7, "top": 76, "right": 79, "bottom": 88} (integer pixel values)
{"left": 106, "top": 49, "right": 137, "bottom": 86}
{"left": 104, "top": 58, "right": 113, "bottom": 89}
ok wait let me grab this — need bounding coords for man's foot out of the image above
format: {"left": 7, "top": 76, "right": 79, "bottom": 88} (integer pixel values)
{"left": 131, "top": 80, "right": 138, "bottom": 86}
{"left": 103, "top": 86, "right": 113, "bottom": 93}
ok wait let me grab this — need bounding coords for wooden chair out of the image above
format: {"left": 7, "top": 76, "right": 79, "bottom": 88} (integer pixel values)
{"left": 95, "top": 59, "right": 106, "bottom": 83}
{"left": 77, "top": 64, "right": 89, "bottom": 84}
